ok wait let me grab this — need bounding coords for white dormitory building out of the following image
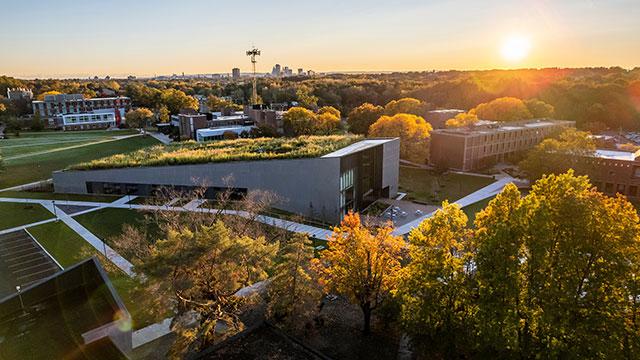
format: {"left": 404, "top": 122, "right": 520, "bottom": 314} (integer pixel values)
{"left": 32, "top": 93, "right": 131, "bottom": 130}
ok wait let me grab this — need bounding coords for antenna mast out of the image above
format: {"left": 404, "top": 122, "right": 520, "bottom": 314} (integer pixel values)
{"left": 246, "top": 47, "right": 261, "bottom": 105}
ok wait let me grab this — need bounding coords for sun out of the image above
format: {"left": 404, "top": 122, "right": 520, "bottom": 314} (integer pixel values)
{"left": 501, "top": 35, "right": 532, "bottom": 62}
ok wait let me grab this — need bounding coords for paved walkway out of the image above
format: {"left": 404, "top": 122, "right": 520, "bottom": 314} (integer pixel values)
{"left": 392, "top": 176, "right": 518, "bottom": 236}
{"left": 132, "top": 317, "right": 174, "bottom": 349}
{"left": 148, "top": 131, "right": 172, "bottom": 145}
{"left": 0, "top": 178, "right": 52, "bottom": 192}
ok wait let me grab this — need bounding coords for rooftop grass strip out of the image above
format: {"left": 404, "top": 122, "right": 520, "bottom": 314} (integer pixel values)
{"left": 69, "top": 135, "right": 361, "bottom": 170}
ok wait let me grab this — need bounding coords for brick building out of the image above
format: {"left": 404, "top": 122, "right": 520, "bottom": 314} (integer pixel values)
{"left": 32, "top": 93, "right": 130, "bottom": 129}
{"left": 430, "top": 119, "right": 575, "bottom": 171}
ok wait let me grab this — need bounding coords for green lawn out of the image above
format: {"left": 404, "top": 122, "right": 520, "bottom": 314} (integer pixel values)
{"left": 399, "top": 167, "right": 495, "bottom": 205}
{"left": 0, "top": 135, "right": 158, "bottom": 189}
{"left": 74, "top": 207, "right": 161, "bottom": 244}
{"left": 0, "top": 202, "right": 53, "bottom": 230}
{"left": 461, "top": 196, "right": 495, "bottom": 226}
{"left": 28, "top": 221, "right": 167, "bottom": 329}
{"left": 0, "top": 129, "right": 137, "bottom": 158}
{"left": 0, "top": 190, "right": 121, "bottom": 203}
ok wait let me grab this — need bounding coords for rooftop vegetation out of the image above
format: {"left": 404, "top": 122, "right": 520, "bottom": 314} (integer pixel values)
{"left": 69, "top": 135, "right": 362, "bottom": 170}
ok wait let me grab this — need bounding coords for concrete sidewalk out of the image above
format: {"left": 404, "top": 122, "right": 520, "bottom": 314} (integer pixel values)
{"left": 393, "top": 176, "right": 518, "bottom": 236}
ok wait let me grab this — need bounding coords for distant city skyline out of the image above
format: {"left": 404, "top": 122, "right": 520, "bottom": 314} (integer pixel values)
{"left": 1, "top": 0, "right": 639, "bottom": 79}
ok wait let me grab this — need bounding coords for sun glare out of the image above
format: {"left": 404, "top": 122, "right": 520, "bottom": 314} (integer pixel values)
{"left": 501, "top": 35, "right": 531, "bottom": 62}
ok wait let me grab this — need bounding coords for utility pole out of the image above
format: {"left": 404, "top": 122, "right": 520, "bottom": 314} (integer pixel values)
{"left": 246, "top": 47, "right": 261, "bottom": 105}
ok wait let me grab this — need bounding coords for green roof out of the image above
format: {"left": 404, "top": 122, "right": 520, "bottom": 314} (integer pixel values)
{"left": 69, "top": 135, "right": 362, "bottom": 170}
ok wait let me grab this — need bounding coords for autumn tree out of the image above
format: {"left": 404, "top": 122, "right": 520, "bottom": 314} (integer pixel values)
{"left": 156, "top": 104, "right": 170, "bottom": 123}
{"left": 471, "top": 97, "right": 532, "bottom": 121}
{"left": 384, "top": 97, "right": 428, "bottom": 117}
{"left": 36, "top": 90, "right": 62, "bottom": 101}
{"left": 267, "top": 233, "right": 321, "bottom": 329}
{"left": 317, "top": 106, "right": 341, "bottom": 119}
{"left": 207, "top": 95, "right": 242, "bottom": 112}
{"left": 125, "top": 107, "right": 154, "bottom": 131}
{"left": 315, "top": 212, "right": 404, "bottom": 334}
{"left": 474, "top": 183, "right": 524, "bottom": 356}
{"left": 369, "top": 113, "right": 432, "bottom": 163}
{"left": 399, "top": 202, "right": 476, "bottom": 357}
{"left": 347, "top": 103, "right": 384, "bottom": 135}
{"left": 282, "top": 106, "right": 340, "bottom": 136}
{"left": 524, "top": 98, "right": 555, "bottom": 118}
{"left": 160, "top": 88, "right": 198, "bottom": 114}
{"left": 0, "top": 103, "right": 5, "bottom": 113}
{"left": 519, "top": 128, "right": 596, "bottom": 180}
{"left": 474, "top": 171, "right": 640, "bottom": 358}
{"left": 445, "top": 112, "right": 479, "bottom": 128}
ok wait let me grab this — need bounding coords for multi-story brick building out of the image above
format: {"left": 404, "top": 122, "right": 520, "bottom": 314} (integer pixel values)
{"left": 32, "top": 93, "right": 131, "bottom": 129}
{"left": 430, "top": 119, "right": 575, "bottom": 171}
{"left": 581, "top": 149, "right": 640, "bottom": 199}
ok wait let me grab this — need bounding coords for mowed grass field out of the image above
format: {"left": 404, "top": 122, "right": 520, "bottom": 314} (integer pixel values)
{"left": 0, "top": 131, "right": 159, "bottom": 189}
{"left": 399, "top": 166, "right": 495, "bottom": 205}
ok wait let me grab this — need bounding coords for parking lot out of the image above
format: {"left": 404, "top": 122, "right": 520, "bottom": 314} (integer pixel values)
{"left": 0, "top": 230, "right": 61, "bottom": 298}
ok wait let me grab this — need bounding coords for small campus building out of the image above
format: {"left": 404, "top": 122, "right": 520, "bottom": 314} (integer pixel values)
{"left": 53, "top": 136, "right": 400, "bottom": 224}
{"left": 0, "top": 257, "right": 132, "bottom": 359}
{"left": 578, "top": 149, "right": 640, "bottom": 200}
{"left": 430, "top": 119, "right": 575, "bottom": 171}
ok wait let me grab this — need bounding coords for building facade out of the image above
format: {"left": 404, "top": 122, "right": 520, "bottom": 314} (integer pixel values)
{"left": 6, "top": 88, "right": 33, "bottom": 101}
{"left": 53, "top": 139, "right": 400, "bottom": 224}
{"left": 32, "top": 94, "right": 130, "bottom": 129}
{"left": 232, "top": 68, "right": 241, "bottom": 79}
{"left": 60, "top": 109, "right": 118, "bottom": 130}
{"left": 430, "top": 119, "right": 575, "bottom": 171}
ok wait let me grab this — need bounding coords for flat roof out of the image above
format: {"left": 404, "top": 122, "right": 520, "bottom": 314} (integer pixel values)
{"left": 322, "top": 138, "right": 395, "bottom": 158}
{"left": 433, "top": 118, "right": 575, "bottom": 136}
{"left": 197, "top": 125, "right": 255, "bottom": 136}
{"left": 594, "top": 149, "right": 638, "bottom": 161}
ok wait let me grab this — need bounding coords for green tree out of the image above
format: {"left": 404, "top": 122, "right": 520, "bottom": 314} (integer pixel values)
{"left": 136, "top": 221, "right": 278, "bottom": 355}
{"left": 29, "top": 112, "right": 44, "bottom": 131}
{"left": 206, "top": 95, "right": 241, "bottom": 112}
{"left": 295, "top": 86, "right": 318, "bottom": 109}
{"left": 282, "top": 107, "right": 317, "bottom": 136}
{"left": 369, "top": 113, "right": 432, "bottom": 163}
{"left": 519, "top": 128, "right": 596, "bottom": 180}
{"left": 399, "top": 202, "right": 476, "bottom": 357}
{"left": 267, "top": 233, "right": 321, "bottom": 329}
{"left": 347, "top": 103, "right": 384, "bottom": 135}
{"left": 315, "top": 212, "right": 404, "bottom": 334}
{"left": 525, "top": 98, "right": 555, "bottom": 118}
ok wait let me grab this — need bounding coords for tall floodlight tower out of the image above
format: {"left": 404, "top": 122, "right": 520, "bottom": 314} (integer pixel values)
{"left": 246, "top": 47, "right": 261, "bottom": 105}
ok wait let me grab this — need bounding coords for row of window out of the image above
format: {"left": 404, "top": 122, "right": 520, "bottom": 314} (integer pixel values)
{"left": 593, "top": 181, "right": 639, "bottom": 197}
{"left": 64, "top": 114, "right": 114, "bottom": 124}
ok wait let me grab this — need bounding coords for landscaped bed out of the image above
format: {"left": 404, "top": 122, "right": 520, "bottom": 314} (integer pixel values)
{"left": 399, "top": 166, "right": 495, "bottom": 205}
{"left": 70, "top": 135, "right": 361, "bottom": 170}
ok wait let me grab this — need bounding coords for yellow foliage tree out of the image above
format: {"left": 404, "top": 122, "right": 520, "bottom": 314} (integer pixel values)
{"left": 384, "top": 97, "right": 427, "bottom": 116}
{"left": 369, "top": 113, "right": 432, "bottom": 163}
{"left": 315, "top": 212, "right": 404, "bottom": 333}
{"left": 445, "top": 112, "right": 479, "bottom": 128}
{"left": 471, "top": 97, "right": 532, "bottom": 121}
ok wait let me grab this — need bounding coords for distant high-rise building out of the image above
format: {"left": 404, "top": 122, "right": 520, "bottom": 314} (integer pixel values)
{"left": 232, "top": 67, "right": 241, "bottom": 79}
{"left": 272, "top": 64, "right": 282, "bottom": 77}
{"left": 283, "top": 66, "right": 293, "bottom": 77}
{"left": 297, "top": 68, "right": 304, "bottom": 76}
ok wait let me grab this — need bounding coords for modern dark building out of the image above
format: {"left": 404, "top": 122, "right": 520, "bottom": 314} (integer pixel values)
{"left": 0, "top": 257, "right": 132, "bottom": 359}
{"left": 430, "top": 119, "right": 575, "bottom": 171}
{"left": 53, "top": 138, "right": 400, "bottom": 224}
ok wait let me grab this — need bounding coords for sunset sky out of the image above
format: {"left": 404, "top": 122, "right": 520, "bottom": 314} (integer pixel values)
{"left": 1, "top": 0, "right": 639, "bottom": 78}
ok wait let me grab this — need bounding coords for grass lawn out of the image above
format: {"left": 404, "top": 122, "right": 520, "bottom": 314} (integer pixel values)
{"left": 0, "top": 135, "right": 158, "bottom": 189}
{"left": 0, "top": 129, "right": 137, "bottom": 158}
{"left": 399, "top": 166, "right": 495, "bottom": 205}
{"left": 0, "top": 202, "right": 53, "bottom": 230}
{"left": 28, "top": 221, "right": 167, "bottom": 329}
{"left": 461, "top": 196, "right": 495, "bottom": 226}
{"left": 74, "top": 207, "right": 161, "bottom": 244}
{"left": 0, "top": 190, "right": 121, "bottom": 203}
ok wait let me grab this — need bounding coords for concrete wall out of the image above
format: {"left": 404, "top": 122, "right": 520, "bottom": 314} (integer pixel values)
{"left": 54, "top": 158, "right": 343, "bottom": 223}
{"left": 382, "top": 139, "right": 400, "bottom": 196}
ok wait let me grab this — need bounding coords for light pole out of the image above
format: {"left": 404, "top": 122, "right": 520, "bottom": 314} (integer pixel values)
{"left": 16, "top": 286, "right": 24, "bottom": 314}
{"left": 52, "top": 200, "right": 58, "bottom": 221}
